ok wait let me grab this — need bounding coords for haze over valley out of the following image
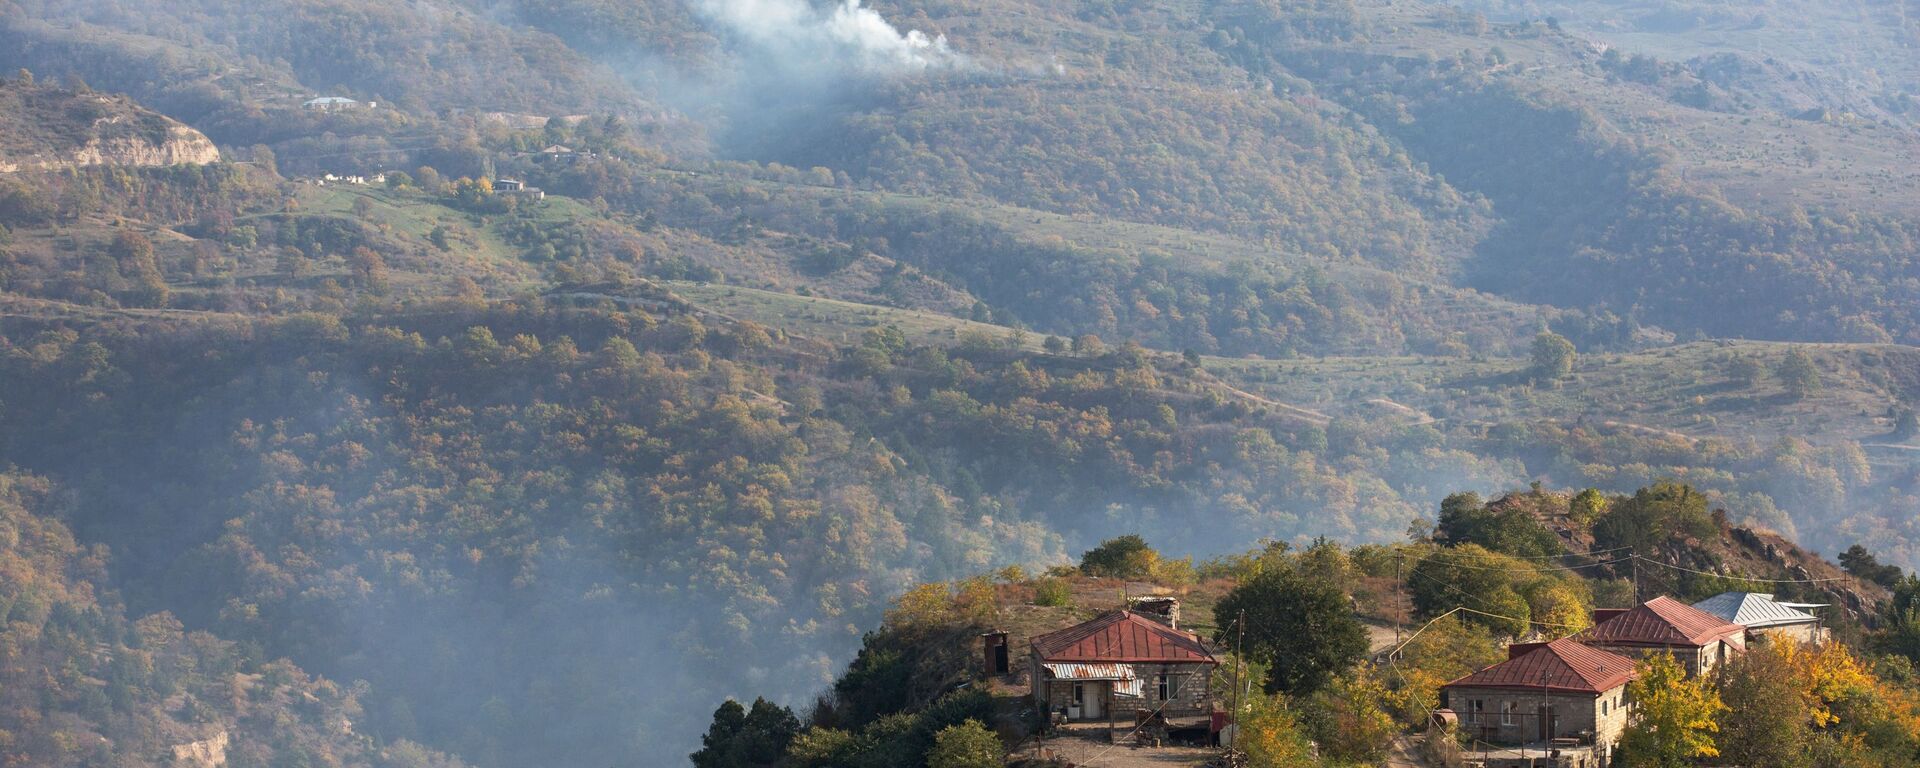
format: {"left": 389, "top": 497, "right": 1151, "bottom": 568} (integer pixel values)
{"left": 1, "top": 0, "right": 1919, "bottom": 766}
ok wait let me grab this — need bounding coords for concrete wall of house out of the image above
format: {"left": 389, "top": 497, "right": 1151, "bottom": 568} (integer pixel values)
{"left": 1441, "top": 685, "right": 1629, "bottom": 752}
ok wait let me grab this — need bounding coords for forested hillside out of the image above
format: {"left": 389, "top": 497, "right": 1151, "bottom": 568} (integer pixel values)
{"left": 0, "top": 299, "right": 1523, "bottom": 765}
{"left": 0, "top": 470, "right": 465, "bottom": 767}
{"left": 0, "top": 0, "right": 1918, "bottom": 765}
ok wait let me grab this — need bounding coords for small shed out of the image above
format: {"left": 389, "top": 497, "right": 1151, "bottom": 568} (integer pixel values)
{"left": 981, "top": 630, "right": 1011, "bottom": 676}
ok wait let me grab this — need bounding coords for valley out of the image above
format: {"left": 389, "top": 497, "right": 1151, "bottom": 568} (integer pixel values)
{"left": 0, "top": 0, "right": 1918, "bottom": 765}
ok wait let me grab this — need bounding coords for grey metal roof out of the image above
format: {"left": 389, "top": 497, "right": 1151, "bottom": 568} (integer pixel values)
{"left": 1692, "top": 592, "right": 1821, "bottom": 629}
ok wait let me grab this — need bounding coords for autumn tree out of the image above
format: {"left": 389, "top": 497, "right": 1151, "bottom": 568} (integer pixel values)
{"left": 1892, "top": 407, "right": 1919, "bottom": 441}
{"left": 1079, "top": 534, "right": 1159, "bottom": 579}
{"left": 1215, "top": 565, "right": 1367, "bottom": 697}
{"left": 1529, "top": 331, "right": 1575, "bottom": 381}
{"left": 1728, "top": 354, "right": 1765, "bottom": 388}
{"left": 1376, "top": 616, "right": 1503, "bottom": 726}
{"left": 1776, "top": 349, "right": 1822, "bottom": 400}
{"left": 1236, "top": 694, "right": 1320, "bottom": 768}
{"left": 925, "top": 719, "right": 1000, "bottom": 768}
{"left": 1619, "top": 653, "right": 1724, "bottom": 768}
{"left": 1715, "top": 643, "right": 1813, "bottom": 767}
{"left": 1070, "top": 334, "right": 1104, "bottom": 357}
{"left": 1407, "top": 545, "right": 1533, "bottom": 636}
{"left": 1301, "top": 671, "right": 1396, "bottom": 763}
{"left": 349, "top": 246, "right": 390, "bottom": 295}
{"left": 1568, "top": 488, "right": 1609, "bottom": 528}
{"left": 109, "top": 229, "right": 168, "bottom": 307}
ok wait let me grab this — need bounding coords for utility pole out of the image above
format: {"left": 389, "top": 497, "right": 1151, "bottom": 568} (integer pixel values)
{"left": 1231, "top": 609, "right": 1247, "bottom": 745}
{"left": 1394, "top": 553, "right": 1403, "bottom": 646}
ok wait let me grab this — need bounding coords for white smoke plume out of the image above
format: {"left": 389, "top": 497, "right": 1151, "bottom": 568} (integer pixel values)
{"left": 695, "top": 0, "right": 965, "bottom": 74}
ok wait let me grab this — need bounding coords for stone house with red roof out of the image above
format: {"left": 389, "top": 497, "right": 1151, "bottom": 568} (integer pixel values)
{"left": 1440, "top": 638, "right": 1636, "bottom": 766}
{"left": 1028, "top": 610, "right": 1218, "bottom": 722}
{"left": 1578, "top": 595, "right": 1746, "bottom": 676}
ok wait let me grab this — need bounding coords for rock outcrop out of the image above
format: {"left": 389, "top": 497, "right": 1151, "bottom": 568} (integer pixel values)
{"left": 170, "top": 730, "right": 229, "bottom": 768}
{"left": 0, "top": 85, "right": 219, "bottom": 173}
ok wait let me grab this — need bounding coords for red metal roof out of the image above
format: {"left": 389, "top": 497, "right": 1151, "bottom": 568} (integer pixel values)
{"left": 1443, "top": 638, "right": 1636, "bottom": 694}
{"left": 1579, "top": 596, "right": 1745, "bottom": 648}
{"left": 1030, "top": 611, "right": 1218, "bottom": 664}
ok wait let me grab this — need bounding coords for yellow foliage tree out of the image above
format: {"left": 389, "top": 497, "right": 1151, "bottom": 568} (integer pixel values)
{"left": 1237, "top": 694, "right": 1319, "bottom": 768}
{"left": 1620, "top": 652, "right": 1725, "bottom": 767}
{"left": 887, "top": 583, "right": 957, "bottom": 629}
{"left": 1526, "top": 581, "right": 1593, "bottom": 633}
{"left": 1379, "top": 616, "right": 1504, "bottom": 727}
{"left": 1308, "top": 671, "right": 1398, "bottom": 763}
{"left": 1779, "top": 641, "right": 1874, "bottom": 727}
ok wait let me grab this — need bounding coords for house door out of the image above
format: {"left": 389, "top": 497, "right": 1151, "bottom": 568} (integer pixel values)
{"left": 992, "top": 644, "right": 1009, "bottom": 674}
{"left": 1537, "top": 704, "right": 1556, "bottom": 741}
{"left": 1074, "top": 682, "right": 1106, "bottom": 719}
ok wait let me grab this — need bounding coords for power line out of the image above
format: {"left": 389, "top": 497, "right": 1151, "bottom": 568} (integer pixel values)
{"left": 1421, "top": 556, "right": 1631, "bottom": 575}
{"left": 1405, "top": 547, "right": 1632, "bottom": 575}
{"left": 1628, "top": 554, "right": 1850, "bottom": 584}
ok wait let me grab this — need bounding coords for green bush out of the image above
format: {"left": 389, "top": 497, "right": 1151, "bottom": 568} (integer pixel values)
{"left": 1032, "top": 577, "right": 1072, "bottom": 607}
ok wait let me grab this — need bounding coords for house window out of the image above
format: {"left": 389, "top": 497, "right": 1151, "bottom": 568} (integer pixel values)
{"left": 1470, "top": 700, "right": 1484, "bottom": 724}
{"left": 1602, "top": 699, "right": 1609, "bottom": 717}
{"left": 1501, "top": 701, "right": 1515, "bottom": 726}
{"left": 1156, "top": 674, "right": 1174, "bottom": 701}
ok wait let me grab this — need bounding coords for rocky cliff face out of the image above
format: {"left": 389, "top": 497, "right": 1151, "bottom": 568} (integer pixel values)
{"left": 0, "top": 120, "right": 219, "bottom": 173}
{"left": 0, "top": 87, "right": 219, "bottom": 172}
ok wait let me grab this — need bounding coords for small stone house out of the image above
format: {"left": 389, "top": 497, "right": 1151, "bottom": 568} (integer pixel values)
{"left": 1029, "top": 610, "right": 1217, "bottom": 722}
{"left": 1579, "top": 596, "right": 1746, "bottom": 676}
{"left": 1441, "top": 638, "right": 1637, "bottom": 765}
{"left": 1692, "top": 591, "right": 1828, "bottom": 646}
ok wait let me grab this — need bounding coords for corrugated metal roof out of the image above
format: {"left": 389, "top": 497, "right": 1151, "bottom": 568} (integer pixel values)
{"left": 1031, "top": 611, "right": 1218, "bottom": 664}
{"left": 1443, "top": 638, "right": 1636, "bottom": 694}
{"left": 1042, "top": 663, "right": 1135, "bottom": 680}
{"left": 1580, "top": 596, "right": 1745, "bottom": 647}
{"left": 1692, "top": 592, "right": 1821, "bottom": 629}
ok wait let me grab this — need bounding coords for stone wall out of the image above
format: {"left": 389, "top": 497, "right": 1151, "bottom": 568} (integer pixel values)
{"left": 1753, "top": 623, "right": 1825, "bottom": 646}
{"left": 1441, "top": 685, "right": 1628, "bottom": 755}
{"left": 1030, "top": 657, "right": 1215, "bottom": 721}
{"left": 1108, "top": 663, "right": 1214, "bottom": 718}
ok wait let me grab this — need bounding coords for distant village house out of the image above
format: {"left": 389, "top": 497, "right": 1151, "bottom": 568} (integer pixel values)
{"left": 303, "top": 96, "right": 374, "bottom": 112}
{"left": 1028, "top": 610, "right": 1217, "bottom": 723}
{"left": 492, "top": 178, "right": 546, "bottom": 200}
